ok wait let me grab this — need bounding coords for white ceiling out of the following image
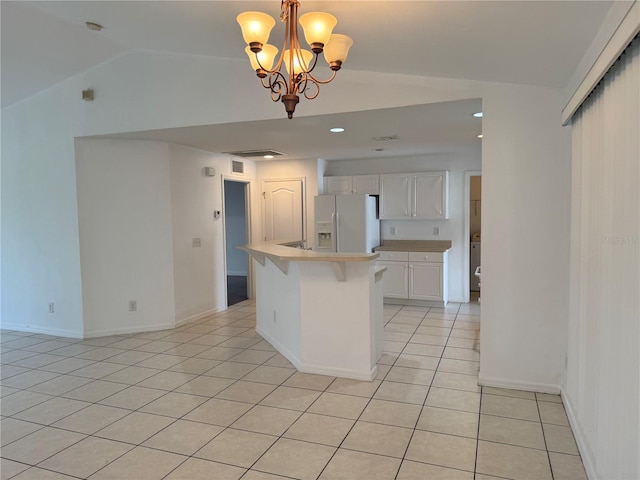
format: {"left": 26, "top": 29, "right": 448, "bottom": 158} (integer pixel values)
{"left": 95, "top": 99, "right": 484, "bottom": 161}
{"left": 0, "top": 1, "right": 619, "bottom": 160}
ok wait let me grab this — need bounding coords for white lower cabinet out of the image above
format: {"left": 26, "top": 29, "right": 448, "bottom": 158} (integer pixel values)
{"left": 409, "top": 262, "right": 443, "bottom": 300}
{"left": 377, "top": 261, "right": 408, "bottom": 298}
{"left": 377, "top": 250, "right": 448, "bottom": 305}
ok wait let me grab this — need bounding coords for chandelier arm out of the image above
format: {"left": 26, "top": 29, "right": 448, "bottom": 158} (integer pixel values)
{"left": 298, "top": 76, "right": 320, "bottom": 100}
{"left": 305, "top": 69, "right": 338, "bottom": 85}
{"left": 263, "top": 71, "right": 289, "bottom": 102}
{"left": 306, "top": 53, "right": 320, "bottom": 74}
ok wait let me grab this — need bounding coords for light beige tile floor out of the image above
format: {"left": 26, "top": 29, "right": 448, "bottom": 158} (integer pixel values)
{"left": 0, "top": 300, "right": 588, "bottom": 480}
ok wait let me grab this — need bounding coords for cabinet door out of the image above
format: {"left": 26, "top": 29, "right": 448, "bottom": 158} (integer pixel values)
{"left": 325, "top": 176, "right": 352, "bottom": 195}
{"left": 352, "top": 175, "right": 379, "bottom": 195}
{"left": 380, "top": 174, "right": 411, "bottom": 219}
{"left": 413, "top": 172, "right": 448, "bottom": 219}
{"left": 408, "top": 262, "right": 443, "bottom": 300}
{"left": 377, "top": 261, "right": 408, "bottom": 298}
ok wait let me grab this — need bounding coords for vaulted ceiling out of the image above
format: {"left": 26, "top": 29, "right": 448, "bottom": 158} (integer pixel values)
{"left": 1, "top": 1, "right": 618, "bottom": 160}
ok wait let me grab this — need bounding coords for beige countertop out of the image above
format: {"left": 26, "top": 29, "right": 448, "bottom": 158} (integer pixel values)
{"left": 375, "top": 240, "right": 452, "bottom": 252}
{"left": 239, "top": 242, "right": 379, "bottom": 263}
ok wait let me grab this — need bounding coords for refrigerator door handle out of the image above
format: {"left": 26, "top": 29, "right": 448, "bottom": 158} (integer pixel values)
{"left": 335, "top": 212, "right": 341, "bottom": 252}
{"left": 331, "top": 212, "right": 338, "bottom": 252}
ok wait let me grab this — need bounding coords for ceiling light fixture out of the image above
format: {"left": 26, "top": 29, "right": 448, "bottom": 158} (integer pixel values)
{"left": 473, "top": 112, "right": 483, "bottom": 118}
{"left": 329, "top": 127, "right": 345, "bottom": 133}
{"left": 477, "top": 134, "right": 483, "bottom": 139}
{"left": 263, "top": 154, "right": 275, "bottom": 159}
{"left": 237, "top": 1, "right": 353, "bottom": 119}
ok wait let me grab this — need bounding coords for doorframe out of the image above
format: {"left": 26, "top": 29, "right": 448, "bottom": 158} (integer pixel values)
{"left": 261, "top": 177, "right": 307, "bottom": 244}
{"left": 463, "top": 170, "right": 482, "bottom": 304}
{"left": 221, "top": 175, "right": 253, "bottom": 305}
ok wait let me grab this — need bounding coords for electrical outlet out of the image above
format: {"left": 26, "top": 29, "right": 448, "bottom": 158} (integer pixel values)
{"left": 129, "top": 300, "right": 137, "bottom": 312}
{"left": 48, "top": 302, "right": 55, "bottom": 314}
{"left": 433, "top": 227, "right": 440, "bottom": 236}
{"left": 390, "top": 227, "right": 397, "bottom": 235}
{"left": 192, "top": 237, "right": 201, "bottom": 247}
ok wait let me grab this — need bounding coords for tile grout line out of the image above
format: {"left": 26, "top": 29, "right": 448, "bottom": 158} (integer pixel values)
{"left": 3, "top": 301, "right": 503, "bottom": 480}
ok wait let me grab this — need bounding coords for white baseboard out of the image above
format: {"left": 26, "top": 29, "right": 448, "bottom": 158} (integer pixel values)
{"left": 383, "top": 298, "right": 447, "bottom": 307}
{"left": 3, "top": 306, "right": 227, "bottom": 340}
{"left": 561, "top": 386, "right": 598, "bottom": 480}
{"left": 256, "top": 326, "right": 301, "bottom": 370}
{"left": 0, "top": 322, "right": 83, "bottom": 339}
{"left": 83, "top": 321, "right": 176, "bottom": 339}
{"left": 448, "top": 296, "right": 466, "bottom": 304}
{"left": 478, "top": 373, "right": 561, "bottom": 394}
{"left": 175, "top": 307, "right": 224, "bottom": 327}
{"left": 299, "top": 362, "right": 377, "bottom": 382}
{"left": 256, "top": 326, "right": 377, "bottom": 381}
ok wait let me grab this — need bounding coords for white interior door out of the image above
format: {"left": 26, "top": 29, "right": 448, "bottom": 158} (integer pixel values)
{"left": 263, "top": 179, "right": 304, "bottom": 243}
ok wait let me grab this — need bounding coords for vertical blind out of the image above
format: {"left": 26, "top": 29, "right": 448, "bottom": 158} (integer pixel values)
{"left": 567, "top": 36, "right": 639, "bottom": 479}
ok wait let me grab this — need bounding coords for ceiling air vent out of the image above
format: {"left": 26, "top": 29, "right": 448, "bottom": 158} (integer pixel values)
{"left": 225, "top": 149, "right": 284, "bottom": 158}
{"left": 231, "top": 160, "right": 245, "bottom": 174}
{"left": 372, "top": 135, "right": 400, "bottom": 141}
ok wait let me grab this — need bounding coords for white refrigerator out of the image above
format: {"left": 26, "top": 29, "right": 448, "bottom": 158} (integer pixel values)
{"left": 314, "top": 195, "right": 380, "bottom": 253}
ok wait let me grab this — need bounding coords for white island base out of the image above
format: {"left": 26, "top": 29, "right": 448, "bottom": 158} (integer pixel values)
{"left": 241, "top": 244, "right": 385, "bottom": 381}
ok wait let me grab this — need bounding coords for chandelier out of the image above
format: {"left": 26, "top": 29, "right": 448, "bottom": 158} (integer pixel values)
{"left": 237, "top": 1, "right": 353, "bottom": 119}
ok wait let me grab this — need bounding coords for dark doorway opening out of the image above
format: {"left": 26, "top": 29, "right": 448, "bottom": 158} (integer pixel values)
{"left": 224, "top": 180, "right": 249, "bottom": 306}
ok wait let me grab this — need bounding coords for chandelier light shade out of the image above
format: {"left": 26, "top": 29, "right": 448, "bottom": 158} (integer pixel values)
{"left": 298, "top": 12, "right": 337, "bottom": 49}
{"left": 244, "top": 44, "right": 279, "bottom": 72}
{"left": 236, "top": 11, "right": 276, "bottom": 46}
{"left": 237, "top": 1, "right": 353, "bottom": 119}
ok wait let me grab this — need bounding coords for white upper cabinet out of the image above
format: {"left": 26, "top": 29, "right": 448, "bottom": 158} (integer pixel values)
{"left": 413, "top": 172, "right": 448, "bottom": 219}
{"left": 325, "top": 175, "right": 380, "bottom": 195}
{"left": 352, "top": 175, "right": 380, "bottom": 195}
{"left": 325, "top": 176, "right": 352, "bottom": 195}
{"left": 379, "top": 174, "right": 411, "bottom": 219}
{"left": 380, "top": 171, "right": 448, "bottom": 220}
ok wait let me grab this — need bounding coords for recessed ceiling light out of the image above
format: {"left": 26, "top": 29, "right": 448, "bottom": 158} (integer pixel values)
{"left": 477, "top": 134, "right": 483, "bottom": 139}
{"left": 263, "top": 155, "right": 274, "bottom": 159}
{"left": 329, "top": 127, "right": 345, "bottom": 133}
{"left": 85, "top": 21, "right": 103, "bottom": 31}
{"left": 473, "top": 112, "right": 483, "bottom": 118}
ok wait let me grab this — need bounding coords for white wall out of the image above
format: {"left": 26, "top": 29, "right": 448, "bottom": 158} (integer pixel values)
{"left": 324, "top": 153, "right": 481, "bottom": 303}
{"left": 75, "top": 139, "right": 175, "bottom": 337}
{"left": 1, "top": 49, "right": 570, "bottom": 391}
{"left": 479, "top": 86, "right": 571, "bottom": 392}
{"left": 1, "top": 90, "right": 84, "bottom": 336}
{"left": 168, "top": 144, "right": 256, "bottom": 324}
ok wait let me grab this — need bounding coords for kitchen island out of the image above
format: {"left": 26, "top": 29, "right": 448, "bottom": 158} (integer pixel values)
{"left": 239, "top": 243, "right": 385, "bottom": 381}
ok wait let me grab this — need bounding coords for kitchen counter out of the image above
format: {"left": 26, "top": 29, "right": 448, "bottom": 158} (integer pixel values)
{"left": 240, "top": 242, "right": 384, "bottom": 381}
{"left": 240, "top": 243, "right": 378, "bottom": 283}
{"left": 241, "top": 242, "right": 378, "bottom": 263}
{"left": 375, "top": 240, "right": 452, "bottom": 252}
